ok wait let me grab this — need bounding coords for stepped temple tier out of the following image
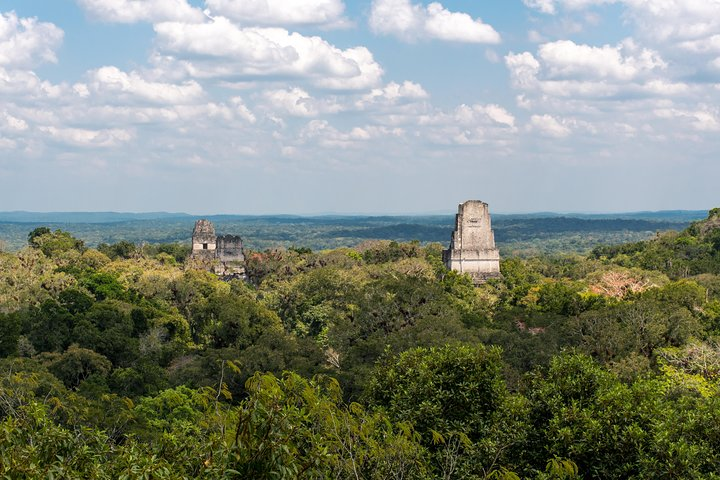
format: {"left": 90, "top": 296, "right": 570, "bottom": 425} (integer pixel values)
{"left": 190, "top": 219, "right": 246, "bottom": 280}
{"left": 442, "top": 200, "right": 502, "bottom": 284}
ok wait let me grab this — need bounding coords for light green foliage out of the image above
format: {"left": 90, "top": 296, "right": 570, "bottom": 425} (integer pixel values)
{"left": 28, "top": 228, "right": 85, "bottom": 257}
{"left": 231, "top": 371, "right": 428, "bottom": 479}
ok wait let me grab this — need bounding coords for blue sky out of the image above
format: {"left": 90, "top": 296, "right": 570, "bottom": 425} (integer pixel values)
{"left": 0, "top": 0, "right": 718, "bottom": 214}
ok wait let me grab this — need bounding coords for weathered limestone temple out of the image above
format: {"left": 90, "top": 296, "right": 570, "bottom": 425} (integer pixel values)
{"left": 190, "top": 219, "right": 246, "bottom": 279}
{"left": 443, "top": 200, "right": 501, "bottom": 284}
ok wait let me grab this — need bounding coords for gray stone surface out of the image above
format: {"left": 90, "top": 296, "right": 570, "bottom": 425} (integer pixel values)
{"left": 190, "top": 220, "right": 246, "bottom": 279}
{"left": 214, "top": 234, "right": 246, "bottom": 278}
{"left": 442, "top": 201, "right": 501, "bottom": 284}
{"left": 191, "top": 219, "right": 216, "bottom": 259}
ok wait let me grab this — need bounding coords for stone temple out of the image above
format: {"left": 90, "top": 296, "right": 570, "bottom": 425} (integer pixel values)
{"left": 443, "top": 200, "right": 501, "bottom": 284}
{"left": 190, "top": 219, "right": 246, "bottom": 279}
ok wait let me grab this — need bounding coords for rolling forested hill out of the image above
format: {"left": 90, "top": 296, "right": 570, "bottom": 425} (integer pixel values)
{"left": 0, "top": 210, "right": 705, "bottom": 254}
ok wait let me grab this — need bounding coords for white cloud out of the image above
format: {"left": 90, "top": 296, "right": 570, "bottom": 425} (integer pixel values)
{"left": 76, "top": 0, "right": 205, "bottom": 23}
{"left": 0, "top": 12, "right": 64, "bottom": 68}
{"left": 230, "top": 96, "right": 256, "bottom": 124}
{"left": 538, "top": 39, "right": 665, "bottom": 81}
{"left": 523, "top": 0, "right": 557, "bottom": 14}
{"left": 523, "top": 0, "right": 617, "bottom": 14}
{"left": 263, "top": 87, "right": 329, "bottom": 117}
{"left": 524, "top": 0, "right": 720, "bottom": 55}
{"left": 411, "top": 103, "right": 517, "bottom": 146}
{"left": 87, "top": 66, "right": 205, "bottom": 104}
{"left": 622, "top": 0, "right": 720, "bottom": 45}
{"left": 678, "top": 34, "right": 720, "bottom": 55}
{"left": 205, "top": 0, "right": 347, "bottom": 27}
{"left": 298, "top": 120, "right": 404, "bottom": 149}
{"left": 654, "top": 106, "right": 720, "bottom": 132}
{"left": 481, "top": 105, "right": 516, "bottom": 127}
{"left": 358, "top": 81, "right": 428, "bottom": 108}
{"left": 55, "top": 102, "right": 238, "bottom": 126}
{"left": 505, "top": 52, "right": 541, "bottom": 90}
{"left": 506, "top": 39, "right": 670, "bottom": 99}
{"left": 261, "top": 82, "right": 428, "bottom": 117}
{"left": 530, "top": 114, "right": 572, "bottom": 137}
{"left": 0, "top": 67, "right": 67, "bottom": 98}
{"left": 0, "top": 111, "right": 28, "bottom": 132}
{"left": 0, "top": 137, "right": 16, "bottom": 149}
{"left": 40, "top": 126, "right": 133, "bottom": 147}
{"left": 154, "top": 18, "right": 383, "bottom": 89}
{"left": 369, "top": 0, "right": 500, "bottom": 43}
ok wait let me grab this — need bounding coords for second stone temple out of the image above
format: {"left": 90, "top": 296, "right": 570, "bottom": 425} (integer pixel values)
{"left": 443, "top": 200, "right": 501, "bottom": 284}
{"left": 190, "top": 219, "right": 246, "bottom": 280}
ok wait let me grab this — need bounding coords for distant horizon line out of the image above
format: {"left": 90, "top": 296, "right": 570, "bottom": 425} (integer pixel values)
{"left": 0, "top": 208, "right": 712, "bottom": 217}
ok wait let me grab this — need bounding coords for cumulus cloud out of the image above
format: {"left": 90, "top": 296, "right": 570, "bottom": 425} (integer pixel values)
{"left": 86, "top": 66, "right": 205, "bottom": 104}
{"left": 654, "top": 106, "right": 720, "bottom": 132}
{"left": 0, "top": 111, "right": 28, "bottom": 132}
{"left": 538, "top": 39, "right": 665, "bottom": 81}
{"left": 506, "top": 39, "right": 669, "bottom": 98}
{"left": 369, "top": 0, "right": 500, "bottom": 43}
{"left": 298, "top": 120, "right": 398, "bottom": 149}
{"left": 356, "top": 81, "right": 428, "bottom": 109}
{"left": 530, "top": 114, "right": 571, "bottom": 137}
{"left": 76, "top": 0, "right": 205, "bottom": 23}
{"left": 505, "top": 52, "right": 541, "bottom": 90}
{"left": 523, "top": 0, "right": 617, "bottom": 14}
{"left": 262, "top": 87, "right": 340, "bottom": 117}
{"left": 153, "top": 18, "right": 383, "bottom": 89}
{"left": 502, "top": 35, "right": 716, "bottom": 140}
{"left": 261, "top": 81, "right": 429, "bottom": 118}
{"left": 524, "top": 0, "right": 720, "bottom": 54}
{"left": 409, "top": 103, "right": 517, "bottom": 146}
{"left": 0, "top": 12, "right": 64, "bottom": 68}
{"left": 523, "top": 0, "right": 558, "bottom": 14}
{"left": 0, "top": 67, "right": 67, "bottom": 98}
{"left": 55, "top": 103, "right": 240, "bottom": 126}
{"left": 230, "top": 96, "right": 257, "bottom": 124}
{"left": 39, "top": 126, "right": 133, "bottom": 147}
{"left": 204, "top": 0, "right": 348, "bottom": 27}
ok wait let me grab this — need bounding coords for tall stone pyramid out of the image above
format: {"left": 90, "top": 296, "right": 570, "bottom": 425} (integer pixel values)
{"left": 442, "top": 200, "right": 501, "bottom": 284}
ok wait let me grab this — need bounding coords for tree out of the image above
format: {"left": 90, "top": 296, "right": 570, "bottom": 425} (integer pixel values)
{"left": 366, "top": 344, "right": 525, "bottom": 477}
{"left": 27, "top": 228, "right": 85, "bottom": 257}
{"left": 27, "top": 227, "right": 51, "bottom": 247}
{"left": 230, "top": 372, "right": 429, "bottom": 479}
{"left": 0, "top": 312, "right": 21, "bottom": 357}
{"left": 48, "top": 345, "right": 112, "bottom": 389}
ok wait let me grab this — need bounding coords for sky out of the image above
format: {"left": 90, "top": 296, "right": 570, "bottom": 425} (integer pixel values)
{"left": 0, "top": 0, "right": 718, "bottom": 214}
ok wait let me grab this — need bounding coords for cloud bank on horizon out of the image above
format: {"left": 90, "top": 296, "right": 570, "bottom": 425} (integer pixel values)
{"left": 0, "top": 0, "right": 718, "bottom": 214}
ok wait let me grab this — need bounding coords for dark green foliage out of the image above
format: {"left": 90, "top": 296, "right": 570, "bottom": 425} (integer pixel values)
{"left": 48, "top": 345, "right": 112, "bottom": 389}
{"left": 0, "top": 313, "right": 21, "bottom": 357}
{"left": 367, "top": 344, "right": 506, "bottom": 440}
{"left": 361, "top": 240, "right": 421, "bottom": 263}
{"left": 58, "top": 288, "right": 94, "bottom": 315}
{"left": 27, "top": 228, "right": 85, "bottom": 257}
{"left": 204, "top": 292, "right": 282, "bottom": 349}
{"left": 26, "top": 300, "right": 73, "bottom": 353}
{"left": 98, "top": 240, "right": 137, "bottom": 259}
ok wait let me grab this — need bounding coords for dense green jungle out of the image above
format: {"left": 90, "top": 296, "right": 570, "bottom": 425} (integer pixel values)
{"left": 1, "top": 208, "right": 720, "bottom": 479}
